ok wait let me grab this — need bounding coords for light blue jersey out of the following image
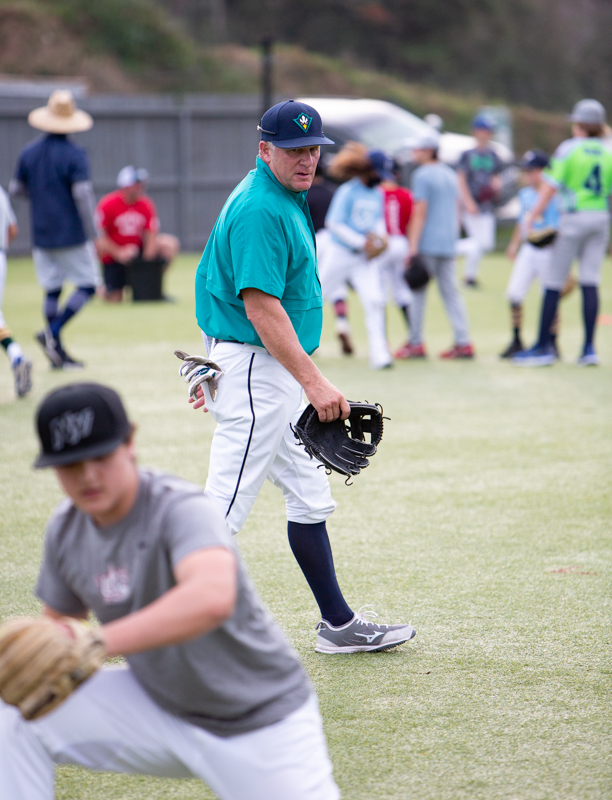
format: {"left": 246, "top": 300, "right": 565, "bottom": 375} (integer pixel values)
{"left": 518, "top": 186, "right": 559, "bottom": 230}
{"left": 325, "top": 177, "right": 384, "bottom": 248}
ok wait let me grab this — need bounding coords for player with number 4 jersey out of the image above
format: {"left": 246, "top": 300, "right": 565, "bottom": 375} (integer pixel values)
{"left": 515, "top": 99, "right": 612, "bottom": 367}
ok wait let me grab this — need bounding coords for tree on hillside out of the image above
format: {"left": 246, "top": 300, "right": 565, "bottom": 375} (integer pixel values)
{"left": 155, "top": 0, "right": 612, "bottom": 113}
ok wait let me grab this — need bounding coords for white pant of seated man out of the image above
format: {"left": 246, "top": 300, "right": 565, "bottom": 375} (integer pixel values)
{"left": 0, "top": 667, "right": 340, "bottom": 800}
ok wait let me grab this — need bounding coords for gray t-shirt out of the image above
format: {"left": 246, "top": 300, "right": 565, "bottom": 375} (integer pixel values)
{"left": 36, "top": 468, "right": 311, "bottom": 737}
{"left": 412, "top": 162, "right": 459, "bottom": 257}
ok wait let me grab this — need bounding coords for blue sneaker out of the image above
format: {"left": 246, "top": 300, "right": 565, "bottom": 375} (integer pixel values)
{"left": 513, "top": 345, "right": 556, "bottom": 367}
{"left": 577, "top": 344, "right": 599, "bottom": 366}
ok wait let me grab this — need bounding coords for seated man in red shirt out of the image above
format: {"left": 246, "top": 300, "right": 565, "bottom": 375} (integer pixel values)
{"left": 96, "top": 166, "right": 180, "bottom": 302}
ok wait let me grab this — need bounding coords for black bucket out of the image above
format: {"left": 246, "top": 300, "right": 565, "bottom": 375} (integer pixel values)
{"left": 125, "top": 258, "right": 166, "bottom": 301}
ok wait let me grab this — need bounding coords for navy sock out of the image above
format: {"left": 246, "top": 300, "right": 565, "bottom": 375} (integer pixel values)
{"left": 287, "top": 521, "right": 353, "bottom": 626}
{"left": 536, "top": 289, "right": 560, "bottom": 348}
{"left": 49, "top": 286, "right": 95, "bottom": 339}
{"left": 44, "top": 290, "right": 61, "bottom": 328}
{"left": 581, "top": 284, "right": 598, "bottom": 350}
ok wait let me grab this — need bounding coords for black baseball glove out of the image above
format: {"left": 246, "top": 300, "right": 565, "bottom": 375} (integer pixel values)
{"left": 292, "top": 402, "right": 385, "bottom": 481}
{"left": 404, "top": 254, "right": 430, "bottom": 290}
{"left": 527, "top": 226, "right": 557, "bottom": 249}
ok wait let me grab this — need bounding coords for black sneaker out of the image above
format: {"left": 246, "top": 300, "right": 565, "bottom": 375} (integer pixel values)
{"left": 35, "top": 329, "right": 63, "bottom": 368}
{"left": 56, "top": 342, "right": 85, "bottom": 370}
{"left": 12, "top": 355, "right": 32, "bottom": 397}
{"left": 464, "top": 278, "right": 480, "bottom": 288}
{"left": 500, "top": 340, "right": 524, "bottom": 359}
{"left": 315, "top": 607, "right": 416, "bottom": 654}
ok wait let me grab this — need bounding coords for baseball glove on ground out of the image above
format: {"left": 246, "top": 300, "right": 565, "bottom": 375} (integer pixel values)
{"left": 175, "top": 349, "right": 223, "bottom": 402}
{"left": 0, "top": 616, "right": 106, "bottom": 720}
{"left": 527, "top": 226, "right": 557, "bottom": 249}
{"left": 404, "top": 254, "right": 430, "bottom": 290}
{"left": 292, "top": 402, "right": 385, "bottom": 481}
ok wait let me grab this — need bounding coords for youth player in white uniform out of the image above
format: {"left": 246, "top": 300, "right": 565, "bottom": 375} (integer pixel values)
{"left": 0, "top": 186, "right": 32, "bottom": 397}
{"left": 318, "top": 144, "right": 393, "bottom": 370}
{"left": 192, "top": 101, "right": 415, "bottom": 654}
{"left": 0, "top": 382, "right": 340, "bottom": 800}
{"left": 500, "top": 150, "right": 561, "bottom": 358}
{"left": 515, "top": 99, "right": 612, "bottom": 366}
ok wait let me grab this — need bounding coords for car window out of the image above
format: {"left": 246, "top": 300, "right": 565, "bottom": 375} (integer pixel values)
{"left": 357, "top": 113, "right": 432, "bottom": 150}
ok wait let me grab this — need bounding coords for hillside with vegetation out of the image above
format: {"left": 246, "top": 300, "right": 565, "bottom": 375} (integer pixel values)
{"left": 0, "top": 0, "right": 599, "bottom": 152}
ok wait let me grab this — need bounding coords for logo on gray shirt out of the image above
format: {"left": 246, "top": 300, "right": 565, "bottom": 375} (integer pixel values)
{"left": 96, "top": 564, "right": 131, "bottom": 604}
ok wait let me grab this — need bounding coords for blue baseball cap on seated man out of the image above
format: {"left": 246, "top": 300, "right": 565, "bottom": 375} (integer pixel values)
{"left": 258, "top": 100, "right": 334, "bottom": 148}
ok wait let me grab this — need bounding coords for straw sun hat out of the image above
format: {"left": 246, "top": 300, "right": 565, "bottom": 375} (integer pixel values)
{"left": 28, "top": 90, "right": 93, "bottom": 134}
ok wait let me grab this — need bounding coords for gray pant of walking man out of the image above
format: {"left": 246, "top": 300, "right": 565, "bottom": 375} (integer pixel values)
{"left": 409, "top": 255, "right": 471, "bottom": 346}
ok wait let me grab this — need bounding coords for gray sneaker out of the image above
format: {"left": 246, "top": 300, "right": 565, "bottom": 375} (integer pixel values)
{"left": 35, "top": 329, "right": 63, "bottom": 368}
{"left": 315, "top": 607, "right": 416, "bottom": 654}
{"left": 12, "top": 355, "right": 32, "bottom": 398}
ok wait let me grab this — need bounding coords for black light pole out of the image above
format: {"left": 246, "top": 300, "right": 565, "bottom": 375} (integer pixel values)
{"left": 261, "top": 37, "right": 273, "bottom": 118}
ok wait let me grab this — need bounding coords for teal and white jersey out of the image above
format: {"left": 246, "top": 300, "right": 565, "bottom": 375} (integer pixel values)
{"left": 544, "top": 137, "right": 612, "bottom": 212}
{"left": 195, "top": 158, "right": 323, "bottom": 355}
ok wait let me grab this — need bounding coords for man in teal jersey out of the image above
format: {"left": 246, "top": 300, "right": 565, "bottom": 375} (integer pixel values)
{"left": 515, "top": 99, "right": 612, "bottom": 366}
{"left": 189, "top": 100, "right": 416, "bottom": 655}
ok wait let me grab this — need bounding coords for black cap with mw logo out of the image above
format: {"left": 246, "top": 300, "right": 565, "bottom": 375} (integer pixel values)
{"left": 34, "top": 383, "right": 132, "bottom": 468}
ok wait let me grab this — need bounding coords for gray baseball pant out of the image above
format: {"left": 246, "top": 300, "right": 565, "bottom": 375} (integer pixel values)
{"left": 409, "top": 255, "right": 471, "bottom": 346}
{"left": 544, "top": 211, "right": 610, "bottom": 290}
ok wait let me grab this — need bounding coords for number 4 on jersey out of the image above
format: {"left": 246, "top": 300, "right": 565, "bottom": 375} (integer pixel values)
{"left": 584, "top": 163, "right": 602, "bottom": 195}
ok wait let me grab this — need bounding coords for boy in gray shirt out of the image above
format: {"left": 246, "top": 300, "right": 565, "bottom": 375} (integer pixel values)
{"left": 0, "top": 382, "right": 339, "bottom": 800}
{"left": 405, "top": 133, "right": 475, "bottom": 360}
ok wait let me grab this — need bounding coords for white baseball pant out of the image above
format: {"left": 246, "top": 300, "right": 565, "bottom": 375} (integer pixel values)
{"left": 461, "top": 211, "right": 496, "bottom": 279}
{"left": 0, "top": 251, "right": 7, "bottom": 332}
{"left": 455, "top": 236, "right": 482, "bottom": 282}
{"left": 318, "top": 241, "right": 392, "bottom": 369}
{"left": 0, "top": 667, "right": 340, "bottom": 800}
{"left": 505, "top": 242, "right": 552, "bottom": 304}
{"left": 374, "top": 235, "right": 412, "bottom": 308}
{"left": 202, "top": 340, "right": 336, "bottom": 535}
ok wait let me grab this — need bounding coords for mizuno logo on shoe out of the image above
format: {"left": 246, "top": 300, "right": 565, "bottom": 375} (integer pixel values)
{"left": 354, "top": 631, "right": 386, "bottom": 644}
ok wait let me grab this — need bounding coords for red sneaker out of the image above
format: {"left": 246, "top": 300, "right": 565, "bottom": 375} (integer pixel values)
{"left": 440, "top": 343, "right": 475, "bottom": 360}
{"left": 338, "top": 332, "right": 354, "bottom": 355}
{"left": 395, "top": 343, "right": 427, "bottom": 359}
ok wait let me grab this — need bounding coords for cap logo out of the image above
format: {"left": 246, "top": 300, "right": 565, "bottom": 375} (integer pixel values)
{"left": 49, "top": 408, "right": 95, "bottom": 452}
{"left": 294, "top": 113, "right": 312, "bottom": 133}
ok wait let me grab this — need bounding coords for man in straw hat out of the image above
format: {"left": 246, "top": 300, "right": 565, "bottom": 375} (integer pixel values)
{"left": 10, "top": 90, "right": 100, "bottom": 370}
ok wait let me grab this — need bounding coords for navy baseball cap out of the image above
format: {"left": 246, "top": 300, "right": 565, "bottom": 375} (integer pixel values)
{"left": 34, "top": 383, "right": 132, "bottom": 468}
{"left": 472, "top": 114, "right": 495, "bottom": 131}
{"left": 258, "top": 100, "right": 334, "bottom": 148}
{"left": 519, "top": 149, "right": 549, "bottom": 170}
{"left": 369, "top": 150, "right": 395, "bottom": 181}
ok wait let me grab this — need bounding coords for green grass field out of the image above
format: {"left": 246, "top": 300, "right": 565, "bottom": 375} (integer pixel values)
{"left": 1, "top": 253, "right": 611, "bottom": 800}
